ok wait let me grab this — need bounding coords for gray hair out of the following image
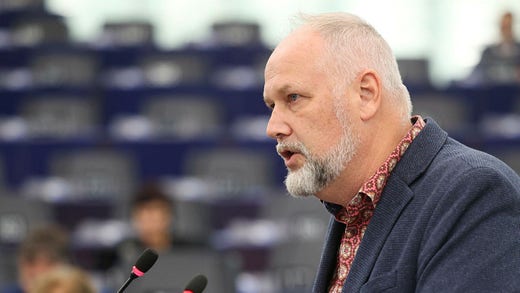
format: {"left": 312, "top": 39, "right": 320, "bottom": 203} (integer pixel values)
{"left": 293, "top": 12, "right": 412, "bottom": 120}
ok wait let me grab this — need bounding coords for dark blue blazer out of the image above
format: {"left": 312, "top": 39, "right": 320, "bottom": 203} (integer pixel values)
{"left": 313, "top": 119, "right": 520, "bottom": 292}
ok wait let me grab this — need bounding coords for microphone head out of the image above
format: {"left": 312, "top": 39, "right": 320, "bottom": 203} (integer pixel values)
{"left": 184, "top": 274, "right": 208, "bottom": 293}
{"left": 134, "top": 248, "right": 158, "bottom": 274}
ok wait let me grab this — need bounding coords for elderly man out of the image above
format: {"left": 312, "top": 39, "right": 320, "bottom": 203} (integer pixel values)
{"left": 263, "top": 12, "right": 520, "bottom": 292}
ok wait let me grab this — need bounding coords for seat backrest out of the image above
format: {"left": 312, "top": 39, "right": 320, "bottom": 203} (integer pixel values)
{"left": 183, "top": 147, "right": 276, "bottom": 196}
{"left": 10, "top": 15, "right": 68, "bottom": 46}
{"left": 267, "top": 240, "right": 323, "bottom": 293}
{"left": 20, "top": 94, "right": 100, "bottom": 138}
{"left": 260, "top": 195, "right": 329, "bottom": 292}
{"left": 0, "top": 0, "right": 44, "bottom": 12}
{"left": 0, "top": 194, "right": 52, "bottom": 245}
{"left": 49, "top": 149, "right": 137, "bottom": 201}
{"left": 210, "top": 21, "right": 262, "bottom": 47}
{"left": 412, "top": 91, "right": 472, "bottom": 136}
{"left": 139, "top": 51, "right": 211, "bottom": 87}
{"left": 210, "top": 57, "right": 267, "bottom": 89}
{"left": 99, "top": 21, "right": 155, "bottom": 47}
{"left": 142, "top": 94, "right": 223, "bottom": 139}
{"left": 397, "top": 58, "right": 431, "bottom": 88}
{"left": 30, "top": 50, "right": 99, "bottom": 87}
{"left": 261, "top": 195, "right": 330, "bottom": 242}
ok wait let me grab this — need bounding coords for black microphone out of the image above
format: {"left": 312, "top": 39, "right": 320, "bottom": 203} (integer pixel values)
{"left": 117, "top": 248, "right": 159, "bottom": 293}
{"left": 182, "top": 274, "right": 208, "bottom": 293}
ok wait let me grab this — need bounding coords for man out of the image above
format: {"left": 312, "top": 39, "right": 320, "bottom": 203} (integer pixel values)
{"left": 30, "top": 266, "right": 96, "bottom": 293}
{"left": 112, "top": 182, "right": 177, "bottom": 269}
{"left": 469, "top": 11, "right": 520, "bottom": 84}
{"left": 2, "top": 225, "right": 71, "bottom": 293}
{"left": 263, "top": 12, "right": 520, "bottom": 292}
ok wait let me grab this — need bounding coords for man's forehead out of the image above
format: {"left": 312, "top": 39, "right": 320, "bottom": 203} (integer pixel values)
{"left": 266, "top": 30, "right": 324, "bottom": 72}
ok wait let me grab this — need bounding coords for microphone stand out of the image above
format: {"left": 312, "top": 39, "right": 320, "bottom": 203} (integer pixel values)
{"left": 117, "top": 274, "right": 137, "bottom": 293}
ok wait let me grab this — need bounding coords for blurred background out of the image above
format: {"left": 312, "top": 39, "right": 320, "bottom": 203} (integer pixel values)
{"left": 0, "top": 0, "right": 519, "bottom": 292}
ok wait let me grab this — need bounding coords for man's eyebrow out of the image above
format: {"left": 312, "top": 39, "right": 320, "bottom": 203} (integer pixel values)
{"left": 265, "top": 84, "right": 294, "bottom": 98}
{"left": 277, "top": 84, "right": 294, "bottom": 94}
{"left": 263, "top": 83, "right": 298, "bottom": 106}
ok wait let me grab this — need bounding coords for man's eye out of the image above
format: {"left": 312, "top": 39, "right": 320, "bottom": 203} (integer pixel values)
{"left": 288, "top": 94, "right": 299, "bottom": 102}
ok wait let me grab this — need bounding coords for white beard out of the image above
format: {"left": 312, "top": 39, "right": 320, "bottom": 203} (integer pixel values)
{"left": 281, "top": 103, "right": 359, "bottom": 197}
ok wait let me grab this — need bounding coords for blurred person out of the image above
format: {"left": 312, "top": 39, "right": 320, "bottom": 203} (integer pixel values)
{"left": 106, "top": 181, "right": 187, "bottom": 275}
{"left": 29, "top": 266, "right": 96, "bottom": 293}
{"left": 1, "top": 225, "right": 71, "bottom": 293}
{"left": 263, "top": 12, "right": 520, "bottom": 292}
{"left": 116, "top": 182, "right": 176, "bottom": 261}
{"left": 104, "top": 182, "right": 178, "bottom": 290}
{"left": 467, "top": 10, "right": 520, "bottom": 84}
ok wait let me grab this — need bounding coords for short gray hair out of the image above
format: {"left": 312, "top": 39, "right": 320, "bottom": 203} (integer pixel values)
{"left": 293, "top": 12, "right": 412, "bottom": 119}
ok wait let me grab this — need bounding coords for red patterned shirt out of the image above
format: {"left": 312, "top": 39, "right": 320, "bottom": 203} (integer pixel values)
{"left": 327, "top": 116, "right": 426, "bottom": 293}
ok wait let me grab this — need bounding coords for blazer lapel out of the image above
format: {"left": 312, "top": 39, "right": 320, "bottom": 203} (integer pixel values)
{"left": 343, "top": 179, "right": 414, "bottom": 292}
{"left": 313, "top": 217, "right": 345, "bottom": 292}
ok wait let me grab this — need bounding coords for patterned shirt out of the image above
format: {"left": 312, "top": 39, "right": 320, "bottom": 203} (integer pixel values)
{"left": 327, "top": 116, "right": 426, "bottom": 293}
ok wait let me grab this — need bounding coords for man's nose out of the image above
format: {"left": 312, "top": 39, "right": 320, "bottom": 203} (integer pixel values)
{"left": 266, "top": 108, "right": 291, "bottom": 140}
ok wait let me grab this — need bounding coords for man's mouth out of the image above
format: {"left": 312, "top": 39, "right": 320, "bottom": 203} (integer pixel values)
{"left": 276, "top": 143, "right": 305, "bottom": 167}
{"left": 280, "top": 150, "right": 296, "bottom": 160}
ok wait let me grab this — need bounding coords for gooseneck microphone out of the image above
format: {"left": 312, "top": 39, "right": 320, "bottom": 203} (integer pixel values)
{"left": 117, "top": 248, "right": 159, "bottom": 293}
{"left": 183, "top": 274, "right": 208, "bottom": 293}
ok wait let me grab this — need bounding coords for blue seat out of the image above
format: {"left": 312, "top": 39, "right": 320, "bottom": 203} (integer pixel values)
{"left": 182, "top": 146, "right": 277, "bottom": 197}
{"left": 0, "top": 193, "right": 52, "bottom": 245}
{"left": 397, "top": 58, "right": 432, "bottom": 90}
{"left": 8, "top": 13, "right": 69, "bottom": 47}
{"left": 411, "top": 89, "right": 476, "bottom": 142}
{"left": 19, "top": 93, "right": 101, "bottom": 139}
{"left": 29, "top": 47, "right": 99, "bottom": 89}
{"left": 95, "top": 21, "right": 155, "bottom": 48}
{"left": 208, "top": 20, "right": 264, "bottom": 48}
{"left": 138, "top": 49, "right": 213, "bottom": 88}
{"left": 48, "top": 148, "right": 138, "bottom": 201}
{"left": 141, "top": 94, "right": 224, "bottom": 140}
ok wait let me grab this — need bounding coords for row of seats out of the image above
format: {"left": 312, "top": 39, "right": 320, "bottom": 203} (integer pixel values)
{"left": 0, "top": 139, "right": 283, "bottom": 199}
{"left": 1, "top": 86, "right": 518, "bottom": 140}
{"left": 0, "top": 46, "right": 270, "bottom": 89}
{"left": 0, "top": 89, "right": 269, "bottom": 140}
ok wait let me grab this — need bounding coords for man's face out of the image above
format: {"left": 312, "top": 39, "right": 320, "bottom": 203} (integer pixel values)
{"left": 132, "top": 201, "right": 172, "bottom": 240}
{"left": 18, "top": 255, "right": 57, "bottom": 292}
{"left": 263, "top": 27, "right": 360, "bottom": 197}
{"left": 501, "top": 13, "right": 514, "bottom": 42}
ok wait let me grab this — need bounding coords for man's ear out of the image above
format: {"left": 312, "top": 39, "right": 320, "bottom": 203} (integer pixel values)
{"left": 357, "top": 69, "right": 381, "bottom": 121}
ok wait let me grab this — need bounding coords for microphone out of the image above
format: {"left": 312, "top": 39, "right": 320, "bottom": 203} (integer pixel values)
{"left": 117, "top": 248, "right": 159, "bottom": 293}
{"left": 183, "top": 274, "right": 208, "bottom": 293}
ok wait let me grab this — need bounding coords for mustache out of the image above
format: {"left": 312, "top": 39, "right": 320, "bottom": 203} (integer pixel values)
{"left": 276, "top": 141, "right": 308, "bottom": 156}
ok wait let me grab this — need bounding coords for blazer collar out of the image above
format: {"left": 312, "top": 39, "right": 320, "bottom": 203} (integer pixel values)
{"left": 392, "top": 118, "right": 448, "bottom": 186}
